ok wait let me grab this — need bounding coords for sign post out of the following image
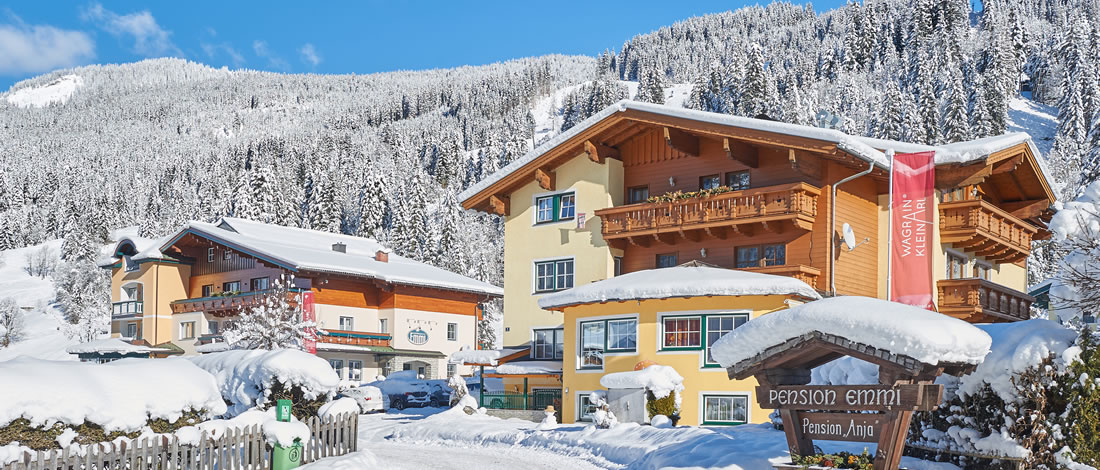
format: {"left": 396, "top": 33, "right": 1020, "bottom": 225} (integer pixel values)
{"left": 271, "top": 399, "right": 302, "bottom": 470}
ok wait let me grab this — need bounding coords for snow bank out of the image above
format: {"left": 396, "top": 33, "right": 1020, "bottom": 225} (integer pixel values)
{"left": 495, "top": 361, "right": 562, "bottom": 375}
{"left": 0, "top": 357, "right": 225, "bottom": 432}
{"left": 188, "top": 349, "right": 340, "bottom": 416}
{"left": 712, "top": 296, "right": 992, "bottom": 369}
{"left": 600, "top": 365, "right": 683, "bottom": 400}
{"left": 0, "top": 239, "right": 79, "bottom": 362}
{"left": 449, "top": 347, "right": 524, "bottom": 366}
{"left": 538, "top": 265, "right": 819, "bottom": 310}
{"left": 318, "top": 398, "right": 360, "bottom": 420}
{"left": 300, "top": 450, "right": 380, "bottom": 469}
{"left": 956, "top": 320, "right": 1078, "bottom": 401}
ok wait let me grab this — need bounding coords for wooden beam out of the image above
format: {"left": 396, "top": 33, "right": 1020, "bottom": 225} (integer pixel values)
{"left": 936, "top": 163, "right": 992, "bottom": 188}
{"left": 678, "top": 228, "right": 701, "bottom": 243}
{"left": 1002, "top": 199, "right": 1050, "bottom": 220}
{"left": 488, "top": 194, "right": 509, "bottom": 216}
{"left": 584, "top": 140, "right": 620, "bottom": 164}
{"left": 626, "top": 236, "right": 649, "bottom": 248}
{"left": 663, "top": 127, "right": 700, "bottom": 157}
{"left": 704, "top": 227, "right": 729, "bottom": 240}
{"left": 724, "top": 138, "right": 758, "bottom": 168}
{"left": 534, "top": 168, "right": 555, "bottom": 191}
{"left": 990, "top": 155, "right": 1022, "bottom": 175}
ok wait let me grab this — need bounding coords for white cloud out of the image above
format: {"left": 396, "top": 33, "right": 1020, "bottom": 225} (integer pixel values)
{"left": 202, "top": 42, "right": 245, "bottom": 67}
{"left": 253, "top": 40, "right": 288, "bottom": 71}
{"left": 299, "top": 43, "right": 321, "bottom": 67}
{"left": 0, "top": 18, "right": 95, "bottom": 76}
{"left": 82, "top": 3, "right": 180, "bottom": 57}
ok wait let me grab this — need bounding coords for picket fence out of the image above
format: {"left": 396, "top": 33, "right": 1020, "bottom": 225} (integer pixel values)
{"left": 1, "top": 413, "right": 358, "bottom": 470}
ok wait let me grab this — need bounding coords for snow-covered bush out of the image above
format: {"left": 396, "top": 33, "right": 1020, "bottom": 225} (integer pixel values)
{"left": 22, "top": 246, "right": 57, "bottom": 279}
{"left": 0, "top": 298, "right": 24, "bottom": 347}
{"left": 908, "top": 320, "right": 1097, "bottom": 469}
{"left": 447, "top": 373, "right": 468, "bottom": 407}
{"left": 1049, "top": 181, "right": 1100, "bottom": 323}
{"left": 223, "top": 276, "right": 315, "bottom": 350}
{"left": 588, "top": 391, "right": 618, "bottom": 429}
{"left": 0, "top": 358, "right": 225, "bottom": 450}
{"left": 54, "top": 259, "right": 109, "bottom": 342}
{"left": 188, "top": 349, "right": 340, "bottom": 419}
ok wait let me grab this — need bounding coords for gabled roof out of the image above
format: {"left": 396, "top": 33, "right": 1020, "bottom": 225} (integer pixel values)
{"left": 460, "top": 100, "right": 1056, "bottom": 212}
{"left": 105, "top": 217, "right": 502, "bottom": 297}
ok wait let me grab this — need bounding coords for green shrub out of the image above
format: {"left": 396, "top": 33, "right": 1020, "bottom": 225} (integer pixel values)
{"left": 645, "top": 391, "right": 677, "bottom": 419}
{"left": 0, "top": 418, "right": 66, "bottom": 451}
{"left": 147, "top": 409, "right": 206, "bottom": 434}
{"left": 267, "top": 381, "right": 326, "bottom": 420}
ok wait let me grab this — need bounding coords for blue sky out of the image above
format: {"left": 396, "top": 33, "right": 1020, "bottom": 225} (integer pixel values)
{"left": 0, "top": 1, "right": 847, "bottom": 91}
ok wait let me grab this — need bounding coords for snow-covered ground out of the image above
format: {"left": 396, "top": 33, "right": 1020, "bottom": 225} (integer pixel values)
{"left": 308, "top": 408, "right": 961, "bottom": 470}
{"left": 5, "top": 75, "right": 84, "bottom": 108}
{"left": 1007, "top": 95, "right": 1057, "bottom": 158}
{"left": 0, "top": 240, "right": 78, "bottom": 362}
{"left": 528, "top": 80, "right": 689, "bottom": 147}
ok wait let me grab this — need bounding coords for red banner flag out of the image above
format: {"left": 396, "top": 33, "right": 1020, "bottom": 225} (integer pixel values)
{"left": 302, "top": 290, "right": 317, "bottom": 354}
{"left": 889, "top": 151, "right": 936, "bottom": 310}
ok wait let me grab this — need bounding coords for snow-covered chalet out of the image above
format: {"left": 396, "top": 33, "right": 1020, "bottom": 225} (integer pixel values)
{"left": 97, "top": 217, "right": 502, "bottom": 380}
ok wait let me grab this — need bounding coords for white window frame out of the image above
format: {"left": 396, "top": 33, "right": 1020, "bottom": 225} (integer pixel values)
{"left": 576, "top": 391, "right": 597, "bottom": 422}
{"left": 532, "top": 328, "right": 564, "bottom": 360}
{"left": 661, "top": 315, "right": 703, "bottom": 349}
{"left": 126, "top": 322, "right": 138, "bottom": 339}
{"left": 208, "top": 320, "right": 219, "bottom": 335}
{"left": 207, "top": 247, "right": 215, "bottom": 262}
{"left": 348, "top": 360, "right": 363, "bottom": 382}
{"left": 446, "top": 363, "right": 457, "bottom": 377}
{"left": 179, "top": 321, "right": 196, "bottom": 340}
{"left": 558, "top": 193, "right": 576, "bottom": 220}
{"left": 447, "top": 322, "right": 458, "bottom": 341}
{"left": 330, "top": 359, "right": 344, "bottom": 379}
{"left": 532, "top": 257, "right": 575, "bottom": 294}
{"left": 574, "top": 313, "right": 639, "bottom": 372}
{"left": 535, "top": 196, "right": 555, "bottom": 223}
{"left": 379, "top": 318, "right": 389, "bottom": 334}
{"left": 698, "top": 391, "right": 751, "bottom": 426}
{"left": 531, "top": 189, "right": 577, "bottom": 226}
{"left": 704, "top": 313, "right": 750, "bottom": 366}
{"left": 339, "top": 316, "right": 354, "bottom": 331}
{"left": 606, "top": 319, "right": 638, "bottom": 352}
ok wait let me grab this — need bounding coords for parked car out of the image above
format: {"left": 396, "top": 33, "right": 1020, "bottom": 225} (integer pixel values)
{"left": 427, "top": 381, "right": 449, "bottom": 407}
{"left": 368, "top": 372, "right": 431, "bottom": 410}
{"left": 337, "top": 385, "right": 384, "bottom": 414}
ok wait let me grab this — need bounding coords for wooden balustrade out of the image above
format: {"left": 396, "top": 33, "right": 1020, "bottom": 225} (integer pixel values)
{"left": 316, "top": 330, "right": 392, "bottom": 347}
{"left": 939, "top": 199, "right": 1038, "bottom": 265}
{"left": 170, "top": 289, "right": 299, "bottom": 316}
{"left": 595, "top": 182, "right": 820, "bottom": 244}
{"left": 937, "top": 278, "right": 1034, "bottom": 323}
{"left": 739, "top": 264, "right": 823, "bottom": 290}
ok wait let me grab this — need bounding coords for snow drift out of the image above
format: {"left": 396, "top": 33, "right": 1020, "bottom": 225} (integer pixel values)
{"left": 188, "top": 349, "right": 340, "bottom": 417}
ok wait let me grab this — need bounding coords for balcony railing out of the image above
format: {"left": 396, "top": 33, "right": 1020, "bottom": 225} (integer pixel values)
{"left": 112, "top": 301, "right": 143, "bottom": 318}
{"left": 170, "top": 289, "right": 300, "bottom": 316}
{"left": 316, "top": 330, "right": 392, "bottom": 348}
{"left": 739, "top": 264, "right": 823, "bottom": 290}
{"left": 937, "top": 278, "right": 1034, "bottom": 322}
{"left": 939, "top": 199, "right": 1038, "bottom": 265}
{"left": 595, "top": 182, "right": 820, "bottom": 243}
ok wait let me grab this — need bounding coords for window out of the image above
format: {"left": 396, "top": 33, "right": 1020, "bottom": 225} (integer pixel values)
{"left": 208, "top": 320, "right": 219, "bottom": 335}
{"left": 974, "top": 263, "right": 991, "bottom": 280}
{"left": 614, "top": 257, "right": 623, "bottom": 277}
{"left": 446, "top": 363, "right": 457, "bottom": 377}
{"left": 207, "top": 247, "right": 214, "bottom": 262}
{"left": 126, "top": 322, "right": 138, "bottom": 339}
{"left": 736, "top": 244, "right": 785, "bottom": 268}
{"left": 348, "top": 360, "right": 362, "bottom": 382}
{"left": 180, "top": 321, "right": 196, "bottom": 340}
{"left": 579, "top": 321, "right": 606, "bottom": 369}
{"left": 379, "top": 318, "right": 389, "bottom": 334}
{"left": 223, "top": 249, "right": 232, "bottom": 260}
{"left": 607, "top": 319, "right": 638, "bottom": 351}
{"left": 578, "top": 394, "right": 597, "bottom": 422}
{"left": 628, "top": 186, "right": 650, "bottom": 204}
{"left": 533, "top": 328, "right": 564, "bottom": 360}
{"left": 726, "top": 171, "right": 750, "bottom": 190}
{"left": 250, "top": 277, "right": 270, "bottom": 291}
{"left": 534, "top": 259, "right": 574, "bottom": 293}
{"left": 122, "top": 284, "right": 142, "bottom": 301}
{"left": 222, "top": 281, "right": 240, "bottom": 293}
{"left": 706, "top": 314, "right": 748, "bottom": 365}
{"left": 657, "top": 253, "right": 678, "bottom": 268}
{"left": 947, "top": 253, "right": 967, "bottom": 279}
{"left": 703, "top": 395, "right": 749, "bottom": 425}
{"left": 330, "top": 359, "right": 344, "bottom": 378}
{"left": 339, "top": 316, "right": 354, "bottom": 331}
{"left": 447, "top": 323, "right": 458, "bottom": 341}
{"left": 663, "top": 316, "right": 701, "bottom": 349}
{"left": 534, "top": 192, "right": 576, "bottom": 224}
{"left": 201, "top": 284, "right": 214, "bottom": 297}
{"left": 700, "top": 174, "right": 721, "bottom": 190}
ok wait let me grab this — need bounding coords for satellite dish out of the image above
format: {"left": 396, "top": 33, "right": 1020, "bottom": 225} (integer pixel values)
{"left": 842, "top": 223, "right": 857, "bottom": 251}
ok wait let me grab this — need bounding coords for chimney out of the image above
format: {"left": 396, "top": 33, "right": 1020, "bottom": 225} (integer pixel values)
{"left": 331, "top": 243, "right": 346, "bottom": 253}
{"left": 375, "top": 249, "right": 390, "bottom": 263}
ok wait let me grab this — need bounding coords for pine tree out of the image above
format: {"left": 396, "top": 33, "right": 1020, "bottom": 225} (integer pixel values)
{"left": 635, "top": 61, "right": 666, "bottom": 104}
{"left": 356, "top": 170, "right": 390, "bottom": 240}
{"left": 740, "top": 43, "right": 769, "bottom": 117}
{"left": 308, "top": 176, "right": 341, "bottom": 233}
{"left": 940, "top": 62, "right": 971, "bottom": 143}
{"left": 55, "top": 259, "right": 110, "bottom": 342}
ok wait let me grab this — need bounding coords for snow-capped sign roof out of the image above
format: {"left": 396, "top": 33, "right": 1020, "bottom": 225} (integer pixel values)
{"left": 712, "top": 296, "right": 992, "bottom": 369}
{"left": 537, "top": 265, "right": 820, "bottom": 310}
{"left": 600, "top": 365, "right": 684, "bottom": 399}
{"left": 156, "top": 217, "right": 501, "bottom": 297}
{"left": 65, "top": 338, "right": 172, "bottom": 355}
{"left": 449, "top": 347, "right": 525, "bottom": 366}
{"left": 495, "top": 360, "right": 563, "bottom": 375}
{"left": 459, "top": 100, "right": 1049, "bottom": 205}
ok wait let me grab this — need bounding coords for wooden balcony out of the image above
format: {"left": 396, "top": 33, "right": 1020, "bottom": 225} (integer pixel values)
{"left": 937, "top": 278, "right": 1034, "bottom": 322}
{"left": 939, "top": 199, "right": 1038, "bottom": 265}
{"left": 739, "top": 264, "right": 823, "bottom": 290}
{"left": 170, "top": 289, "right": 300, "bottom": 316}
{"left": 596, "top": 182, "right": 820, "bottom": 246}
{"left": 316, "top": 330, "right": 392, "bottom": 348}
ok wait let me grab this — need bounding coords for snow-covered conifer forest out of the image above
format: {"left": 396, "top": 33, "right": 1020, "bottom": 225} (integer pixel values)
{"left": 0, "top": 0, "right": 1097, "bottom": 317}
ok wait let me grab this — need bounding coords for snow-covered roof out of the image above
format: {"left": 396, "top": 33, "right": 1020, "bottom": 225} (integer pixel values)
{"left": 459, "top": 100, "right": 1050, "bottom": 204}
{"left": 600, "top": 365, "right": 684, "bottom": 399}
{"left": 537, "top": 265, "right": 820, "bottom": 310}
{"left": 494, "top": 361, "right": 563, "bottom": 375}
{"left": 65, "top": 338, "right": 172, "bottom": 355}
{"left": 97, "top": 232, "right": 172, "bottom": 268}
{"left": 449, "top": 347, "right": 525, "bottom": 366}
{"left": 712, "top": 296, "right": 993, "bottom": 369}
{"left": 150, "top": 217, "right": 501, "bottom": 297}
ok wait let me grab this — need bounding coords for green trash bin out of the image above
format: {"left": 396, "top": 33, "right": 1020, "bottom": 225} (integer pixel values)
{"left": 271, "top": 399, "right": 302, "bottom": 470}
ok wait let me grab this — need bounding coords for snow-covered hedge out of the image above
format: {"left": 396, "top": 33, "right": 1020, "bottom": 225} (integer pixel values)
{"left": 188, "top": 349, "right": 340, "bottom": 418}
{"left": 0, "top": 357, "right": 225, "bottom": 449}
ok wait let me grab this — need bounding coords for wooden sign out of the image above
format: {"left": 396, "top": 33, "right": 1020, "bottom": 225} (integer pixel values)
{"left": 757, "top": 384, "right": 942, "bottom": 412}
{"left": 797, "top": 412, "right": 885, "bottom": 443}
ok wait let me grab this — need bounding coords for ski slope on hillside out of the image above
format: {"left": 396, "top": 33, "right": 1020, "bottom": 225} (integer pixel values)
{"left": 0, "top": 241, "right": 79, "bottom": 362}
{"left": 1007, "top": 96, "right": 1057, "bottom": 158}
{"left": 5, "top": 75, "right": 84, "bottom": 109}
{"left": 528, "top": 81, "right": 690, "bottom": 146}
